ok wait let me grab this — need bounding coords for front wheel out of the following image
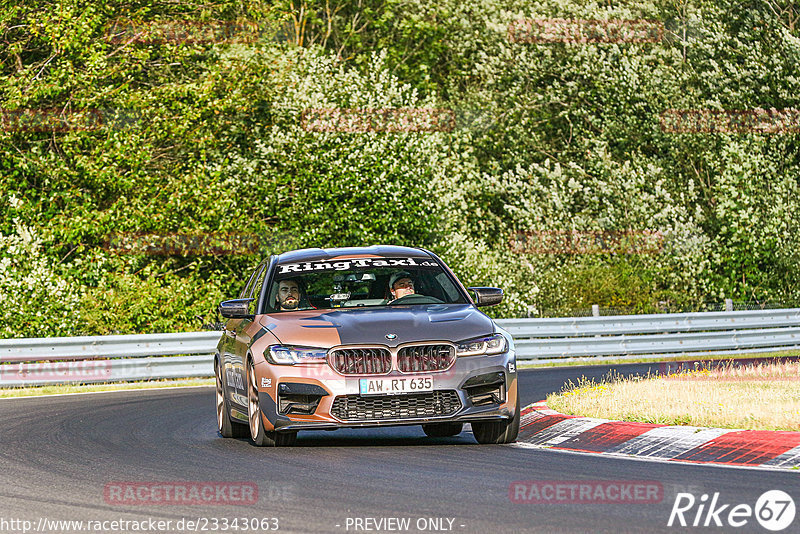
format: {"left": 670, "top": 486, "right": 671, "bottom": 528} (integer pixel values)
{"left": 247, "top": 359, "right": 297, "bottom": 447}
{"left": 215, "top": 358, "right": 248, "bottom": 438}
{"left": 472, "top": 394, "right": 520, "bottom": 444}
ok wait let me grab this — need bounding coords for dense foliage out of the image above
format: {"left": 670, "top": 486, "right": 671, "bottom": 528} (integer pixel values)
{"left": 1, "top": 0, "right": 798, "bottom": 336}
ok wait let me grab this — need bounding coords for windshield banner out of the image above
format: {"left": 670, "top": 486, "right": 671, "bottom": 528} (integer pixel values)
{"left": 277, "top": 257, "right": 436, "bottom": 274}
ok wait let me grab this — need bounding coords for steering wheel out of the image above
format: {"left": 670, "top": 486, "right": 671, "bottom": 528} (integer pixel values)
{"left": 388, "top": 294, "right": 444, "bottom": 305}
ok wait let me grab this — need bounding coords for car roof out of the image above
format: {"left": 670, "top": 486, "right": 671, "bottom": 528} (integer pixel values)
{"left": 275, "top": 245, "right": 432, "bottom": 263}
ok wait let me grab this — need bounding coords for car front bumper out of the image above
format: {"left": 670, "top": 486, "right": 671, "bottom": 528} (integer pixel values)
{"left": 254, "top": 349, "right": 518, "bottom": 432}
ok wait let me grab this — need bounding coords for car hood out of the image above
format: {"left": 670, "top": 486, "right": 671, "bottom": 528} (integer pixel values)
{"left": 258, "top": 304, "right": 494, "bottom": 347}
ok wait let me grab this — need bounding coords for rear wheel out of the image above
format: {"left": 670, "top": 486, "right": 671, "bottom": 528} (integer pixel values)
{"left": 247, "top": 359, "right": 297, "bottom": 447}
{"left": 422, "top": 422, "right": 463, "bottom": 437}
{"left": 472, "top": 393, "right": 520, "bottom": 444}
{"left": 215, "top": 358, "right": 248, "bottom": 438}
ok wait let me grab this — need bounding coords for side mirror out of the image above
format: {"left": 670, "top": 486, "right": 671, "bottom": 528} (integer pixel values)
{"left": 467, "top": 287, "right": 503, "bottom": 307}
{"left": 219, "top": 298, "right": 255, "bottom": 319}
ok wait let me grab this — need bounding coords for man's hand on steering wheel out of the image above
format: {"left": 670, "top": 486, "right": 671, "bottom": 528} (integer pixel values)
{"left": 388, "top": 293, "right": 444, "bottom": 305}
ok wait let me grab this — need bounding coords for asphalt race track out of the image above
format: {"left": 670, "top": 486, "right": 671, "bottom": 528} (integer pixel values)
{"left": 1, "top": 364, "right": 797, "bottom": 534}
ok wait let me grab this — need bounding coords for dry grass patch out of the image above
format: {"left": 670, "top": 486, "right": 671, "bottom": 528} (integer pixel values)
{"left": 547, "top": 360, "right": 800, "bottom": 431}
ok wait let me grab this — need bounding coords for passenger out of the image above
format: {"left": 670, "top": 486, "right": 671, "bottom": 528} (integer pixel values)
{"left": 388, "top": 271, "right": 415, "bottom": 301}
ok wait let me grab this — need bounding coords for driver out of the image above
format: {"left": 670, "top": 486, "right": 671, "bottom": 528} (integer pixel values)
{"left": 389, "top": 271, "right": 415, "bottom": 301}
{"left": 276, "top": 278, "right": 302, "bottom": 311}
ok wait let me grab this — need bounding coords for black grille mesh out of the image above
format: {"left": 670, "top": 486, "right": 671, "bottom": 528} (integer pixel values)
{"left": 397, "top": 344, "right": 455, "bottom": 372}
{"left": 330, "top": 348, "right": 392, "bottom": 375}
{"left": 331, "top": 390, "right": 461, "bottom": 421}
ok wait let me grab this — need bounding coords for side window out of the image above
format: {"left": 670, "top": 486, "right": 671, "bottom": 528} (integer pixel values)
{"left": 239, "top": 262, "right": 265, "bottom": 299}
{"left": 246, "top": 264, "right": 266, "bottom": 299}
{"left": 250, "top": 263, "right": 269, "bottom": 311}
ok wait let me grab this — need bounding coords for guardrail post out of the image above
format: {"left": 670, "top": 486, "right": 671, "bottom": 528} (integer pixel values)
{"left": 592, "top": 304, "right": 600, "bottom": 317}
{"left": 725, "top": 299, "right": 733, "bottom": 312}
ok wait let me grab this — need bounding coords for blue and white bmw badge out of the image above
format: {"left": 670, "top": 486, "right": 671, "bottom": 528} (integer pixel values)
{"left": 385, "top": 333, "right": 397, "bottom": 340}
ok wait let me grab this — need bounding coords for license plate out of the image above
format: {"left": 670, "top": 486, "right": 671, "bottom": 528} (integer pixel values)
{"left": 359, "top": 376, "right": 434, "bottom": 396}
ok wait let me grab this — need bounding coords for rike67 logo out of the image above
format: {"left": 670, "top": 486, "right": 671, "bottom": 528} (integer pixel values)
{"left": 668, "top": 490, "right": 795, "bottom": 531}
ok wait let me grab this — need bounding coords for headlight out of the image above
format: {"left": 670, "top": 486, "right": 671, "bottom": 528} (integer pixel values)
{"left": 456, "top": 334, "right": 507, "bottom": 356}
{"left": 266, "top": 345, "right": 328, "bottom": 365}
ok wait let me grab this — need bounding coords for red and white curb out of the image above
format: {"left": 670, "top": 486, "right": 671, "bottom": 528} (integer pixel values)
{"left": 516, "top": 401, "right": 800, "bottom": 469}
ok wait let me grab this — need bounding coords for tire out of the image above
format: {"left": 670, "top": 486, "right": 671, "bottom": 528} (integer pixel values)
{"left": 471, "top": 392, "right": 520, "bottom": 444}
{"left": 247, "top": 359, "right": 297, "bottom": 447}
{"left": 215, "top": 358, "right": 248, "bottom": 438}
{"left": 422, "top": 422, "right": 463, "bottom": 437}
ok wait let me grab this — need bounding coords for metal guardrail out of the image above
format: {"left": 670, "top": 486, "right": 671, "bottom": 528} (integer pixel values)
{"left": 0, "top": 355, "right": 212, "bottom": 387}
{"left": 0, "top": 331, "right": 221, "bottom": 363}
{"left": 1, "top": 309, "right": 799, "bottom": 386}
{"left": 499, "top": 308, "right": 800, "bottom": 337}
{"left": 503, "top": 308, "right": 800, "bottom": 362}
{"left": 513, "top": 327, "right": 800, "bottom": 360}
{"left": 0, "top": 331, "right": 219, "bottom": 387}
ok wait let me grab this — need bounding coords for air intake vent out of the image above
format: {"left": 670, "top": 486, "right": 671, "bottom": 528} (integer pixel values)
{"left": 331, "top": 390, "right": 461, "bottom": 421}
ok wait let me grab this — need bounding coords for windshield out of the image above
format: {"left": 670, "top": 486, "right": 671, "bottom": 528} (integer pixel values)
{"left": 264, "top": 256, "right": 469, "bottom": 312}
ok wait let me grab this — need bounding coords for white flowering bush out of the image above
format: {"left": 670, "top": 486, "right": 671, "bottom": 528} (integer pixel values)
{"left": 395, "top": 0, "right": 800, "bottom": 312}
{"left": 215, "top": 47, "right": 452, "bottom": 248}
{"left": 0, "top": 218, "right": 83, "bottom": 337}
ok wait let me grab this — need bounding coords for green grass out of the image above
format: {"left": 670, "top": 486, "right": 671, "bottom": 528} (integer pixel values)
{"left": 0, "top": 378, "right": 214, "bottom": 398}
